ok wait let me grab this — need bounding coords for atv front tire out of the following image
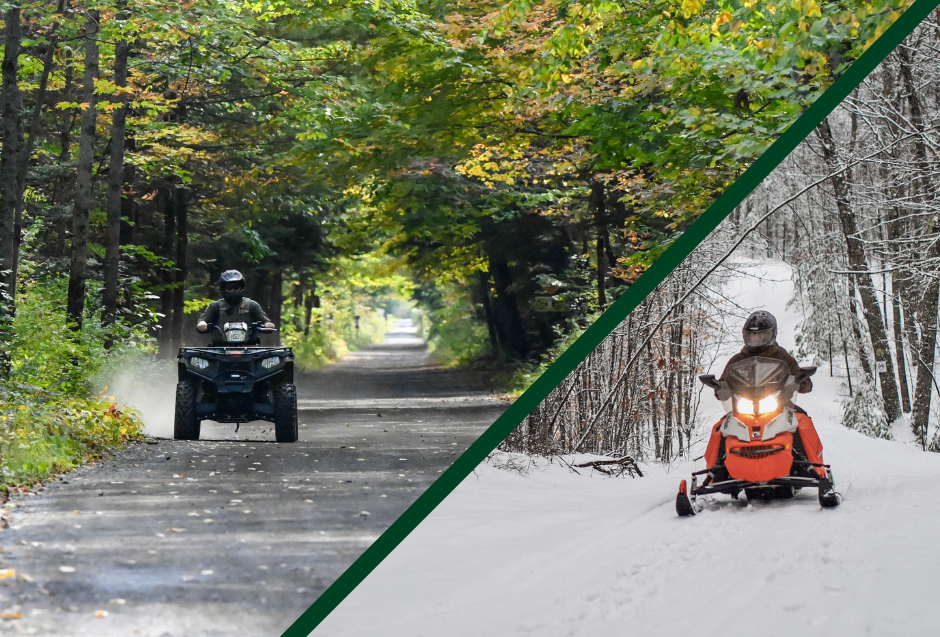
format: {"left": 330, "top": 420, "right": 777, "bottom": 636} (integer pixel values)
{"left": 174, "top": 382, "right": 201, "bottom": 440}
{"left": 274, "top": 382, "right": 298, "bottom": 443}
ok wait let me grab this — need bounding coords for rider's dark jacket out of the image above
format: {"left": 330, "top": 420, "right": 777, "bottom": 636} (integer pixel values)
{"left": 719, "top": 342, "right": 812, "bottom": 393}
{"left": 199, "top": 298, "right": 271, "bottom": 345}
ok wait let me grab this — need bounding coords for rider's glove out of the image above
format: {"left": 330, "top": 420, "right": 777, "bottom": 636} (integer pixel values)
{"left": 196, "top": 321, "right": 209, "bottom": 333}
{"left": 263, "top": 322, "right": 275, "bottom": 329}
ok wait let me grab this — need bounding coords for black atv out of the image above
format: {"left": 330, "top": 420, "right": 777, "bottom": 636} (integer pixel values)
{"left": 174, "top": 321, "right": 298, "bottom": 442}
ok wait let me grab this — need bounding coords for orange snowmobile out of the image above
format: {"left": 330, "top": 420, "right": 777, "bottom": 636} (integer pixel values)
{"left": 676, "top": 357, "right": 841, "bottom": 516}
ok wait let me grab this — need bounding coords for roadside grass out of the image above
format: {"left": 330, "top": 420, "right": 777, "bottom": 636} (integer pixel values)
{"left": 1, "top": 277, "right": 144, "bottom": 490}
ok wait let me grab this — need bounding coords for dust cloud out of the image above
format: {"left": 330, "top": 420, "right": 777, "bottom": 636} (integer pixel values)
{"left": 104, "top": 357, "right": 178, "bottom": 438}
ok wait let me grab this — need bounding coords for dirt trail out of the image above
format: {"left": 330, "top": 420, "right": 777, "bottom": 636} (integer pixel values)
{"left": 0, "top": 322, "right": 506, "bottom": 636}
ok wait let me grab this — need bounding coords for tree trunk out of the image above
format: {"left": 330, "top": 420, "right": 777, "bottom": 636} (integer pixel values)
{"left": 103, "top": 5, "right": 130, "bottom": 327}
{"left": 591, "top": 181, "right": 607, "bottom": 307}
{"left": 170, "top": 188, "right": 187, "bottom": 351}
{"left": 478, "top": 270, "right": 499, "bottom": 357}
{"left": 911, "top": 277, "right": 940, "bottom": 449}
{"left": 304, "top": 283, "right": 319, "bottom": 336}
{"left": 0, "top": 6, "right": 23, "bottom": 319}
{"left": 816, "top": 117, "right": 902, "bottom": 424}
{"left": 158, "top": 187, "right": 176, "bottom": 358}
{"left": 891, "top": 254, "right": 912, "bottom": 413}
{"left": 55, "top": 56, "right": 74, "bottom": 257}
{"left": 66, "top": 11, "right": 100, "bottom": 330}
{"left": 13, "top": 23, "right": 58, "bottom": 291}
{"left": 293, "top": 272, "right": 305, "bottom": 331}
{"left": 489, "top": 256, "right": 528, "bottom": 359}
{"left": 897, "top": 43, "right": 938, "bottom": 444}
{"left": 270, "top": 268, "right": 283, "bottom": 345}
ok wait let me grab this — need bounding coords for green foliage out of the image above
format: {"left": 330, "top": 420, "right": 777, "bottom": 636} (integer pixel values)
{"left": 0, "top": 277, "right": 144, "bottom": 487}
{"left": 424, "top": 283, "right": 493, "bottom": 366}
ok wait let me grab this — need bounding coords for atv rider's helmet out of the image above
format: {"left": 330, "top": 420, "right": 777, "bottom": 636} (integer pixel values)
{"left": 219, "top": 270, "right": 246, "bottom": 304}
{"left": 742, "top": 310, "right": 777, "bottom": 352}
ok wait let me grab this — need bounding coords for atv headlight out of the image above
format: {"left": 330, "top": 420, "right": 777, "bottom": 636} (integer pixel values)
{"left": 758, "top": 393, "right": 779, "bottom": 414}
{"left": 190, "top": 357, "right": 210, "bottom": 370}
{"left": 261, "top": 356, "right": 281, "bottom": 369}
{"left": 225, "top": 328, "right": 248, "bottom": 343}
{"left": 736, "top": 397, "right": 754, "bottom": 415}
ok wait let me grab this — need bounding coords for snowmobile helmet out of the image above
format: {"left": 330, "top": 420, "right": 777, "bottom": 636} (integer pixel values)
{"left": 742, "top": 310, "right": 777, "bottom": 351}
{"left": 219, "top": 270, "right": 246, "bottom": 304}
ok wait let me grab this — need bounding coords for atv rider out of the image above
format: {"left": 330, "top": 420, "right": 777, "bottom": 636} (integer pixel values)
{"left": 196, "top": 270, "right": 275, "bottom": 345}
{"left": 709, "top": 310, "right": 827, "bottom": 477}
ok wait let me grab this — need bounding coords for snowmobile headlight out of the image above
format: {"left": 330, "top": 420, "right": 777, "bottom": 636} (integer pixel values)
{"left": 261, "top": 356, "right": 281, "bottom": 369}
{"left": 736, "top": 398, "right": 754, "bottom": 415}
{"left": 758, "top": 393, "right": 779, "bottom": 414}
{"left": 190, "top": 357, "right": 210, "bottom": 370}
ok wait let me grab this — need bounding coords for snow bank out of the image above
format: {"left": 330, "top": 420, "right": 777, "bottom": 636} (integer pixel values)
{"left": 315, "top": 261, "right": 940, "bottom": 637}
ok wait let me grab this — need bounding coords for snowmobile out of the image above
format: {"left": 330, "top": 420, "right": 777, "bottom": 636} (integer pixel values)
{"left": 174, "top": 321, "right": 298, "bottom": 442}
{"left": 676, "top": 357, "right": 840, "bottom": 516}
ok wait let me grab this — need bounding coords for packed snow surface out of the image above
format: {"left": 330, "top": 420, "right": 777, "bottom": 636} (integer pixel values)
{"left": 315, "top": 262, "right": 940, "bottom": 637}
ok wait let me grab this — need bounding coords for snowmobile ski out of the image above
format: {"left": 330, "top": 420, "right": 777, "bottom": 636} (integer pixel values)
{"left": 676, "top": 480, "right": 696, "bottom": 516}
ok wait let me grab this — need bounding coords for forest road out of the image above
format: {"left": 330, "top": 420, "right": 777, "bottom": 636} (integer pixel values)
{"left": 0, "top": 320, "right": 507, "bottom": 637}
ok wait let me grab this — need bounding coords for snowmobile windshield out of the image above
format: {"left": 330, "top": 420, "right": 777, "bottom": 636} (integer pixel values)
{"left": 724, "top": 357, "right": 790, "bottom": 401}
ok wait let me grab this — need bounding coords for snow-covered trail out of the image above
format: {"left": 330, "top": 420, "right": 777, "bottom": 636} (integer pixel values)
{"left": 314, "top": 263, "right": 940, "bottom": 637}
{"left": 316, "top": 420, "right": 940, "bottom": 637}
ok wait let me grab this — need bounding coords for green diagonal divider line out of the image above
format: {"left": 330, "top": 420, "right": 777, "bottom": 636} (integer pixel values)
{"left": 283, "top": 2, "right": 938, "bottom": 633}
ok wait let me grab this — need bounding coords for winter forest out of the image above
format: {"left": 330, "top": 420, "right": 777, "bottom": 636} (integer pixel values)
{"left": 507, "top": 13, "right": 940, "bottom": 459}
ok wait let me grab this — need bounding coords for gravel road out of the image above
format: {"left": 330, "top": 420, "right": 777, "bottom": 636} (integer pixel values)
{"left": 0, "top": 323, "right": 506, "bottom": 636}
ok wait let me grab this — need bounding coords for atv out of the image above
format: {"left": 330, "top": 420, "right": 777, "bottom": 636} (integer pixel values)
{"left": 174, "top": 321, "right": 298, "bottom": 442}
{"left": 676, "top": 357, "right": 840, "bottom": 516}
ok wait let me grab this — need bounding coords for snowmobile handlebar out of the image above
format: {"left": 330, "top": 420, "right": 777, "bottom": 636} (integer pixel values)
{"left": 793, "top": 365, "right": 817, "bottom": 386}
{"left": 698, "top": 374, "right": 721, "bottom": 390}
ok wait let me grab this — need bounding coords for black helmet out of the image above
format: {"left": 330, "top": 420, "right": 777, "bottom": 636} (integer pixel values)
{"left": 743, "top": 310, "right": 777, "bottom": 351}
{"left": 219, "top": 270, "right": 246, "bottom": 304}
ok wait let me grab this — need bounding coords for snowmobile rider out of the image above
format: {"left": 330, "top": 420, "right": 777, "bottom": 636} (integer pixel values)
{"left": 719, "top": 310, "right": 812, "bottom": 400}
{"left": 711, "top": 309, "right": 827, "bottom": 478}
{"left": 196, "top": 270, "right": 275, "bottom": 344}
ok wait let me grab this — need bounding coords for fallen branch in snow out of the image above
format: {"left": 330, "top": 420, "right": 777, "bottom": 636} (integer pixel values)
{"left": 486, "top": 452, "right": 535, "bottom": 475}
{"left": 573, "top": 456, "right": 643, "bottom": 478}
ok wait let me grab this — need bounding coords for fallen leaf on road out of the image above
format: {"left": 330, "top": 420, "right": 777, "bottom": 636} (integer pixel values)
{"left": 17, "top": 573, "right": 33, "bottom": 583}
{"left": 201, "top": 570, "right": 213, "bottom": 575}
{"left": 0, "top": 569, "right": 15, "bottom": 579}
{"left": 59, "top": 566, "right": 76, "bottom": 573}
{"left": 109, "top": 599, "right": 126, "bottom": 605}
{"left": 304, "top": 499, "right": 313, "bottom": 503}
{"left": 168, "top": 528, "right": 186, "bottom": 533}
{"left": 1, "top": 611, "right": 21, "bottom": 620}
{"left": 359, "top": 511, "right": 371, "bottom": 517}
{"left": 181, "top": 575, "right": 195, "bottom": 582}
{"left": 95, "top": 610, "right": 108, "bottom": 618}
{"left": 203, "top": 519, "right": 214, "bottom": 523}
